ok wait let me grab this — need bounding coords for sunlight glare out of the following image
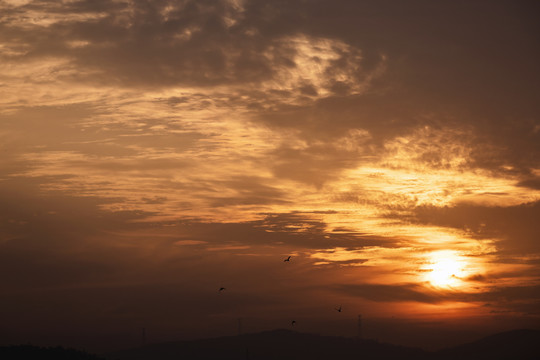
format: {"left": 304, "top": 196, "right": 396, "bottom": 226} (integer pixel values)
{"left": 424, "top": 250, "right": 466, "bottom": 287}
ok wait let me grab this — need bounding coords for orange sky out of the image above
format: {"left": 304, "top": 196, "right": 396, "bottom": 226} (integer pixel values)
{"left": 1, "top": 0, "right": 539, "bottom": 351}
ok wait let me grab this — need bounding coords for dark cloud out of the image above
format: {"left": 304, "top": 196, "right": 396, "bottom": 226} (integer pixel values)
{"left": 517, "top": 177, "right": 540, "bottom": 190}
{"left": 402, "top": 201, "right": 540, "bottom": 253}
{"left": 338, "top": 283, "right": 443, "bottom": 304}
{"left": 1, "top": 0, "right": 281, "bottom": 87}
{"left": 149, "top": 211, "right": 401, "bottom": 251}
{"left": 338, "top": 282, "right": 540, "bottom": 314}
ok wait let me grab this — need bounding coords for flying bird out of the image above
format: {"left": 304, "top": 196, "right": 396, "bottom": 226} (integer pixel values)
{"left": 335, "top": 305, "right": 342, "bottom": 313}
{"left": 219, "top": 287, "right": 226, "bottom": 292}
{"left": 284, "top": 256, "right": 291, "bottom": 262}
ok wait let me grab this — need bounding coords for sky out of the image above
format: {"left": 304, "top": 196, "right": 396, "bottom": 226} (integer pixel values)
{"left": 1, "top": 0, "right": 539, "bottom": 352}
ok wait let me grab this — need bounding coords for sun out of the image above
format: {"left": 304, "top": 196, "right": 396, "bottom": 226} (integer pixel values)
{"left": 424, "top": 250, "right": 466, "bottom": 287}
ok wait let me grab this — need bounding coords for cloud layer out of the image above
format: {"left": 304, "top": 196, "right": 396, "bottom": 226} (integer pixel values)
{"left": 1, "top": 0, "right": 539, "bottom": 351}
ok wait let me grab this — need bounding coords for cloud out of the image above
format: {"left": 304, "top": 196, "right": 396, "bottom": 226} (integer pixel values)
{"left": 0, "top": 0, "right": 377, "bottom": 91}
{"left": 337, "top": 282, "right": 540, "bottom": 315}
{"left": 0, "top": 0, "right": 539, "bottom": 349}
{"left": 406, "top": 201, "right": 540, "bottom": 253}
{"left": 517, "top": 177, "right": 540, "bottom": 190}
{"left": 337, "top": 283, "right": 445, "bottom": 304}
{"left": 2, "top": 0, "right": 538, "bottom": 183}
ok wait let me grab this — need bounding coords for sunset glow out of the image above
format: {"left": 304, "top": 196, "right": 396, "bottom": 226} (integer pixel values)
{"left": 1, "top": 0, "right": 539, "bottom": 353}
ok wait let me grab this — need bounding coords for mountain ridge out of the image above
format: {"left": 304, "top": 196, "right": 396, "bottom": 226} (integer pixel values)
{"left": 106, "top": 328, "right": 540, "bottom": 360}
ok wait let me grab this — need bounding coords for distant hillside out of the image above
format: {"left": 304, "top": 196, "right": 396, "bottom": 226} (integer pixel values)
{"left": 5, "top": 328, "right": 536, "bottom": 360}
{"left": 0, "top": 345, "right": 107, "bottom": 360}
{"left": 107, "top": 328, "right": 540, "bottom": 360}
{"left": 108, "top": 329, "right": 429, "bottom": 360}
{"left": 435, "top": 329, "right": 540, "bottom": 360}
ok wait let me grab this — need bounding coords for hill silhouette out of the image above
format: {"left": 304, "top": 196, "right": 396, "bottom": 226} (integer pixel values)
{"left": 107, "top": 328, "right": 540, "bottom": 360}
{"left": 3, "top": 329, "right": 538, "bottom": 359}
{"left": 109, "top": 329, "right": 426, "bottom": 360}
{"left": 436, "top": 329, "right": 540, "bottom": 360}
{"left": 0, "top": 345, "right": 107, "bottom": 360}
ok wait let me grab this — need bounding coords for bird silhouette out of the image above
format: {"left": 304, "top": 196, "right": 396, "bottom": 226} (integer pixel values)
{"left": 291, "top": 320, "right": 296, "bottom": 326}
{"left": 335, "top": 305, "right": 342, "bottom": 312}
{"left": 284, "top": 256, "right": 291, "bottom": 262}
{"left": 219, "top": 287, "right": 226, "bottom": 292}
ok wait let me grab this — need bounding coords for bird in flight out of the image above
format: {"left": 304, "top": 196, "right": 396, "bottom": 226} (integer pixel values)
{"left": 219, "top": 287, "right": 226, "bottom": 292}
{"left": 284, "top": 256, "right": 291, "bottom": 262}
{"left": 335, "top": 305, "right": 342, "bottom": 313}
